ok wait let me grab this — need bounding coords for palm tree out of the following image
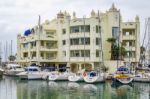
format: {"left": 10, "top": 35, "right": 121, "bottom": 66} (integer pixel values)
{"left": 107, "top": 38, "right": 127, "bottom": 60}
{"left": 107, "top": 38, "right": 117, "bottom": 60}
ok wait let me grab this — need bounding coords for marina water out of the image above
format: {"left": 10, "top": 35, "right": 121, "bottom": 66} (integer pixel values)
{"left": 0, "top": 76, "right": 150, "bottom": 99}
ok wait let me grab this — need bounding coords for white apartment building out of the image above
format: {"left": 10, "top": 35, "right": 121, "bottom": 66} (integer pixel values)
{"left": 17, "top": 4, "right": 140, "bottom": 73}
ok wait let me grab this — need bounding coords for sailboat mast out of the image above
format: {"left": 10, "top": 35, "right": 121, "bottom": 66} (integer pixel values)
{"left": 0, "top": 42, "right": 2, "bottom": 66}
{"left": 148, "top": 18, "right": 150, "bottom": 64}
{"left": 117, "top": 12, "right": 121, "bottom": 68}
{"left": 10, "top": 40, "right": 13, "bottom": 56}
{"left": 83, "top": 16, "right": 86, "bottom": 69}
{"left": 98, "top": 11, "right": 104, "bottom": 70}
{"left": 37, "top": 15, "right": 41, "bottom": 66}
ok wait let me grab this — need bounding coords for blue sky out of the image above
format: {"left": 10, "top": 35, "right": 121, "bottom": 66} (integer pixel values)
{"left": 0, "top": 0, "right": 150, "bottom": 58}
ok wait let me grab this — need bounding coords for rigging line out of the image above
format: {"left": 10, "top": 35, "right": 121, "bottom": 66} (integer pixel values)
{"left": 145, "top": 18, "right": 150, "bottom": 49}
{"left": 139, "top": 18, "right": 149, "bottom": 64}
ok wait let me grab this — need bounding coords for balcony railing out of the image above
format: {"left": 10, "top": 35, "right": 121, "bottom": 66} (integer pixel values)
{"left": 122, "top": 35, "right": 136, "bottom": 40}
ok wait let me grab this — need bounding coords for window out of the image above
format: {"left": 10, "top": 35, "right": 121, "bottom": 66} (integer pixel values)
{"left": 23, "top": 43, "right": 28, "bottom": 49}
{"left": 70, "top": 38, "right": 90, "bottom": 45}
{"left": 96, "top": 26, "right": 101, "bottom": 33}
{"left": 41, "top": 41, "right": 44, "bottom": 46}
{"left": 126, "top": 51, "right": 135, "bottom": 58}
{"left": 96, "top": 38, "right": 101, "bottom": 45}
{"left": 62, "top": 29, "right": 66, "bottom": 34}
{"left": 81, "top": 25, "right": 90, "bottom": 32}
{"left": 96, "top": 50, "right": 101, "bottom": 57}
{"left": 63, "top": 51, "right": 66, "bottom": 57}
{"left": 70, "top": 50, "right": 90, "bottom": 57}
{"left": 23, "top": 53, "right": 28, "bottom": 57}
{"left": 62, "top": 40, "right": 66, "bottom": 45}
{"left": 70, "top": 25, "right": 90, "bottom": 33}
{"left": 112, "top": 27, "right": 119, "bottom": 38}
{"left": 70, "top": 26, "right": 79, "bottom": 33}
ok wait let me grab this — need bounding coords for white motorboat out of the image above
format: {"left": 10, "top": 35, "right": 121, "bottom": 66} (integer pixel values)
{"left": 133, "top": 67, "right": 150, "bottom": 82}
{"left": 83, "top": 71, "right": 105, "bottom": 83}
{"left": 5, "top": 64, "right": 24, "bottom": 76}
{"left": 48, "top": 71, "right": 70, "bottom": 81}
{"left": 112, "top": 66, "right": 133, "bottom": 84}
{"left": 17, "top": 66, "right": 43, "bottom": 80}
{"left": 134, "top": 73, "right": 150, "bottom": 82}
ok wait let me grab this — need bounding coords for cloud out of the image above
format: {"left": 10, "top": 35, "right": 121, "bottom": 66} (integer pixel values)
{"left": 0, "top": 0, "right": 150, "bottom": 59}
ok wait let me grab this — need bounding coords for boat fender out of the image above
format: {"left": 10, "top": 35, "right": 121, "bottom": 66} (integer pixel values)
{"left": 83, "top": 72, "right": 86, "bottom": 77}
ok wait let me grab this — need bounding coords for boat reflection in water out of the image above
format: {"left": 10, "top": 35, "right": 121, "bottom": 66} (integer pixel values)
{"left": 0, "top": 76, "right": 150, "bottom": 99}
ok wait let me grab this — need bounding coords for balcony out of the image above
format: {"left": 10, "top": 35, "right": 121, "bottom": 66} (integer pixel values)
{"left": 40, "top": 57, "right": 57, "bottom": 62}
{"left": 124, "top": 58, "right": 137, "bottom": 62}
{"left": 22, "top": 48, "right": 28, "bottom": 52}
{"left": 35, "top": 34, "right": 57, "bottom": 41}
{"left": 124, "top": 46, "right": 136, "bottom": 51}
{"left": 70, "top": 32, "right": 90, "bottom": 38}
{"left": 122, "top": 35, "right": 136, "bottom": 40}
{"left": 30, "top": 47, "right": 36, "bottom": 51}
{"left": 122, "top": 23, "right": 137, "bottom": 29}
{"left": 40, "top": 46, "right": 58, "bottom": 51}
{"left": 70, "top": 45, "right": 91, "bottom": 50}
{"left": 70, "top": 57, "right": 91, "bottom": 62}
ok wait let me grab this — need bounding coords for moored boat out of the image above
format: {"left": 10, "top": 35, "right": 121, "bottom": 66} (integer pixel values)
{"left": 112, "top": 66, "right": 133, "bottom": 84}
{"left": 68, "top": 73, "right": 84, "bottom": 82}
{"left": 48, "top": 71, "right": 70, "bottom": 81}
{"left": 83, "top": 71, "right": 105, "bottom": 83}
{"left": 17, "top": 66, "right": 43, "bottom": 80}
{"left": 133, "top": 67, "right": 150, "bottom": 82}
{"left": 68, "top": 70, "right": 84, "bottom": 82}
{"left": 5, "top": 64, "right": 24, "bottom": 76}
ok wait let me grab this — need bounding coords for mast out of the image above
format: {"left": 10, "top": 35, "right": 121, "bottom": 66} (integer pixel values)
{"left": 10, "top": 40, "right": 13, "bottom": 56}
{"left": 117, "top": 11, "right": 121, "bottom": 68}
{"left": 37, "top": 15, "right": 41, "bottom": 66}
{"left": 98, "top": 11, "right": 104, "bottom": 71}
{"left": 83, "top": 16, "right": 86, "bottom": 69}
{"left": 0, "top": 43, "right": 1, "bottom": 66}
{"left": 148, "top": 18, "right": 150, "bottom": 64}
{"left": 139, "top": 19, "right": 148, "bottom": 66}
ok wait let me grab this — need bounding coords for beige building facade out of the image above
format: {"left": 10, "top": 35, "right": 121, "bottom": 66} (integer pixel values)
{"left": 17, "top": 4, "right": 140, "bottom": 73}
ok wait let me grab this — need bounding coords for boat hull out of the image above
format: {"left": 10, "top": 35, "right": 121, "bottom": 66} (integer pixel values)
{"left": 133, "top": 77, "right": 150, "bottom": 83}
{"left": 83, "top": 75, "right": 105, "bottom": 83}
{"left": 68, "top": 75, "right": 84, "bottom": 82}
{"left": 48, "top": 73, "right": 69, "bottom": 81}
{"left": 112, "top": 77, "right": 133, "bottom": 84}
{"left": 18, "top": 72, "right": 43, "bottom": 80}
{"left": 5, "top": 70, "right": 24, "bottom": 76}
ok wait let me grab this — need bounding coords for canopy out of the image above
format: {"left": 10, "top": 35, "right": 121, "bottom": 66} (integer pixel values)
{"left": 24, "top": 29, "right": 31, "bottom": 36}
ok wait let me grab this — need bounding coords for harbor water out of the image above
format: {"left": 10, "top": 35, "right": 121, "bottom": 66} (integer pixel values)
{"left": 0, "top": 76, "right": 150, "bottom": 99}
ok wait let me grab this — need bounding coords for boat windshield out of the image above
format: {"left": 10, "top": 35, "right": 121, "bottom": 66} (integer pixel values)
{"left": 25, "top": 68, "right": 39, "bottom": 72}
